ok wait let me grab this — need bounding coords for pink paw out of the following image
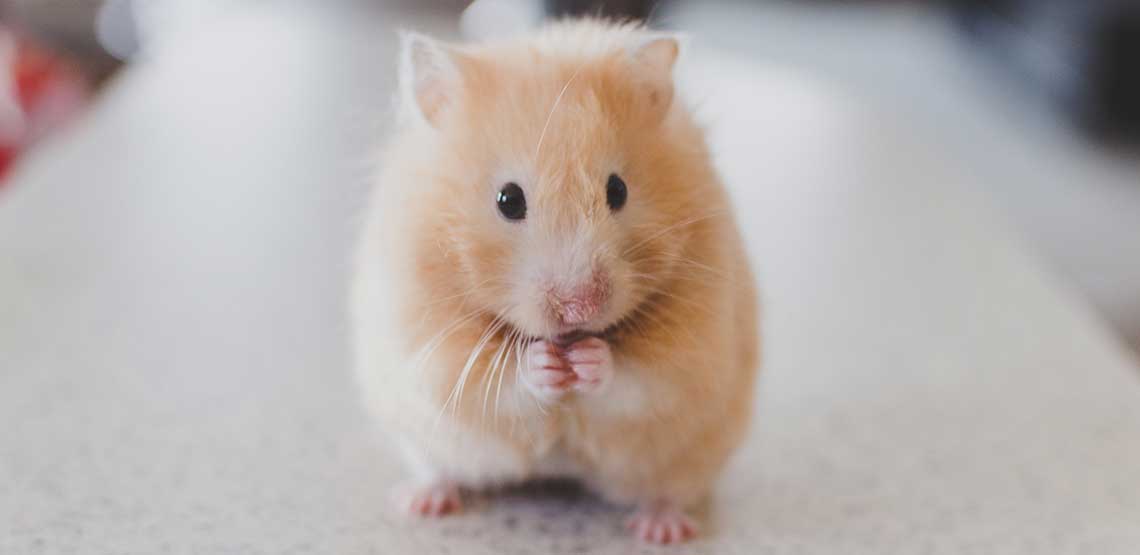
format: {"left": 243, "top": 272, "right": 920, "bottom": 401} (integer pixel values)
{"left": 522, "top": 339, "right": 575, "bottom": 402}
{"left": 562, "top": 336, "right": 613, "bottom": 395}
{"left": 397, "top": 482, "right": 462, "bottom": 517}
{"left": 626, "top": 503, "right": 698, "bottom": 544}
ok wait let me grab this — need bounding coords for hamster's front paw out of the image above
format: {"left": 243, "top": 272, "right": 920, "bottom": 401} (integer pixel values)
{"left": 563, "top": 336, "right": 613, "bottom": 395}
{"left": 522, "top": 339, "right": 575, "bottom": 403}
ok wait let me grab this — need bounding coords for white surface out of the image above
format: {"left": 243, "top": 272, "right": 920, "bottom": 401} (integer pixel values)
{"left": 671, "top": 0, "right": 1140, "bottom": 350}
{"left": 2, "top": 4, "right": 1139, "bottom": 553}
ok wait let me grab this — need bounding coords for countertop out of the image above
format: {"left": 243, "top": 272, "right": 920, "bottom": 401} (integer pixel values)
{"left": 1, "top": 4, "right": 1138, "bottom": 554}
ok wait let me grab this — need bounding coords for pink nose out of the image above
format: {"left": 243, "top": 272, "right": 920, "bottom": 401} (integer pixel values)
{"left": 549, "top": 277, "right": 610, "bottom": 326}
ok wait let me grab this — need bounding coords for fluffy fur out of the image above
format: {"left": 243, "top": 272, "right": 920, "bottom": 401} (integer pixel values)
{"left": 352, "top": 19, "right": 759, "bottom": 544}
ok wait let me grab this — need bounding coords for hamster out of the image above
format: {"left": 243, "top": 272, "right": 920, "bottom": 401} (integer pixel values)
{"left": 352, "top": 19, "right": 759, "bottom": 545}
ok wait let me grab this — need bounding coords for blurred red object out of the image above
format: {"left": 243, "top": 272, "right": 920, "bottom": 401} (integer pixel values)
{"left": 0, "top": 27, "right": 89, "bottom": 183}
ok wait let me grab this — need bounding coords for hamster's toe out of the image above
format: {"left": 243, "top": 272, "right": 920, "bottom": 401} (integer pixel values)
{"left": 625, "top": 502, "right": 698, "bottom": 544}
{"left": 563, "top": 336, "right": 613, "bottom": 395}
{"left": 522, "top": 339, "right": 574, "bottom": 402}
{"left": 398, "top": 481, "right": 462, "bottom": 517}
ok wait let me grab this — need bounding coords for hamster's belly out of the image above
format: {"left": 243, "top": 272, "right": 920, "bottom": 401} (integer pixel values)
{"left": 531, "top": 443, "right": 584, "bottom": 480}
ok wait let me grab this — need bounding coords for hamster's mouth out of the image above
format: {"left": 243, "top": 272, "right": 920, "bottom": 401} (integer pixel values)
{"left": 551, "top": 329, "right": 600, "bottom": 347}
{"left": 510, "top": 325, "right": 612, "bottom": 347}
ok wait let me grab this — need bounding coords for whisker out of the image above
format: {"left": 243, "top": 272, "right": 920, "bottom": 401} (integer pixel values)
{"left": 427, "top": 310, "right": 490, "bottom": 438}
{"left": 438, "top": 316, "right": 504, "bottom": 426}
{"left": 662, "top": 255, "right": 736, "bottom": 283}
{"left": 632, "top": 283, "right": 719, "bottom": 318}
{"left": 480, "top": 327, "right": 511, "bottom": 426}
{"left": 423, "top": 277, "right": 500, "bottom": 309}
{"left": 461, "top": 317, "right": 505, "bottom": 411}
{"left": 633, "top": 251, "right": 737, "bottom": 284}
{"left": 535, "top": 65, "right": 583, "bottom": 159}
{"left": 412, "top": 308, "right": 485, "bottom": 376}
{"left": 493, "top": 327, "right": 518, "bottom": 424}
{"left": 622, "top": 210, "right": 724, "bottom": 257}
{"left": 626, "top": 272, "right": 662, "bottom": 283}
{"left": 474, "top": 342, "right": 503, "bottom": 423}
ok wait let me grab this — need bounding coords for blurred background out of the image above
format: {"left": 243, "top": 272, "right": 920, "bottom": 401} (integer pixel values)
{"left": 1, "top": 0, "right": 1138, "bottom": 353}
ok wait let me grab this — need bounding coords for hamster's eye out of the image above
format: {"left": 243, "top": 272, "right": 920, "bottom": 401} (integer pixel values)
{"left": 497, "top": 182, "right": 527, "bottom": 221}
{"left": 606, "top": 174, "right": 627, "bottom": 212}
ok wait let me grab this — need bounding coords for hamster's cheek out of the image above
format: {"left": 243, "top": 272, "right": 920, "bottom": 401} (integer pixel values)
{"left": 599, "top": 261, "right": 640, "bottom": 327}
{"left": 501, "top": 290, "right": 552, "bottom": 338}
{"left": 457, "top": 225, "right": 517, "bottom": 293}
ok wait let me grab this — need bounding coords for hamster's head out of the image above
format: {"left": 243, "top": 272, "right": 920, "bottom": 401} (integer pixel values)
{"left": 399, "top": 22, "right": 713, "bottom": 342}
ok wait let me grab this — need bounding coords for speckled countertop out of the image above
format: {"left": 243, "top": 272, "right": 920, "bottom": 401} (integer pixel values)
{"left": 1, "top": 4, "right": 1139, "bottom": 554}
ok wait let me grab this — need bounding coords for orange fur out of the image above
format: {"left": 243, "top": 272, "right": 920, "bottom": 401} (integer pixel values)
{"left": 353, "top": 19, "right": 759, "bottom": 524}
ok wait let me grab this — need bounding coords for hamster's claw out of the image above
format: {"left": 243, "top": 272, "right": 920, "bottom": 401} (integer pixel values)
{"left": 563, "top": 336, "right": 613, "bottom": 395}
{"left": 522, "top": 339, "right": 575, "bottom": 402}
{"left": 625, "top": 503, "right": 698, "bottom": 544}
{"left": 399, "top": 482, "right": 462, "bottom": 517}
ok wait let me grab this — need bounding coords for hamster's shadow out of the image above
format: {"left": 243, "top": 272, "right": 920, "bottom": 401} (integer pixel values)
{"left": 475, "top": 477, "right": 623, "bottom": 527}
{"left": 425, "top": 478, "right": 627, "bottom": 548}
{"left": 421, "top": 479, "right": 712, "bottom": 553}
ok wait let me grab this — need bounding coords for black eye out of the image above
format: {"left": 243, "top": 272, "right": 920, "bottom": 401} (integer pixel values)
{"left": 606, "top": 174, "right": 627, "bottom": 212}
{"left": 496, "top": 182, "right": 526, "bottom": 221}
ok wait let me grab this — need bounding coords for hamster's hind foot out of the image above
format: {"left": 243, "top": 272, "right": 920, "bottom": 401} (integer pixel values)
{"left": 396, "top": 481, "right": 462, "bottom": 517}
{"left": 625, "top": 501, "right": 698, "bottom": 544}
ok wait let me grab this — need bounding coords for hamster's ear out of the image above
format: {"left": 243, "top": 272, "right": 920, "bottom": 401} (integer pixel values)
{"left": 628, "top": 34, "right": 682, "bottom": 123}
{"left": 399, "top": 31, "right": 463, "bottom": 128}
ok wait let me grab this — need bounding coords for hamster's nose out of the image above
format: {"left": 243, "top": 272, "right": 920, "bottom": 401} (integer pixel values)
{"left": 548, "top": 274, "right": 611, "bottom": 326}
